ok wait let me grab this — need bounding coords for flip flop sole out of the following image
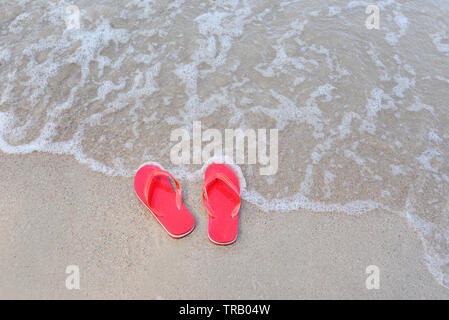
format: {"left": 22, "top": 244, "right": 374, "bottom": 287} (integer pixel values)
{"left": 134, "top": 165, "right": 195, "bottom": 238}
{"left": 204, "top": 164, "right": 241, "bottom": 245}
{"left": 134, "top": 191, "right": 195, "bottom": 239}
{"left": 208, "top": 233, "right": 238, "bottom": 245}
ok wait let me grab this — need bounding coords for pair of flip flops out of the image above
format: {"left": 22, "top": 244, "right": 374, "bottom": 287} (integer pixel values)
{"left": 134, "top": 163, "right": 241, "bottom": 245}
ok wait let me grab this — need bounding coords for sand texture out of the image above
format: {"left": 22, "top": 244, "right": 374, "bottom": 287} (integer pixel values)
{"left": 1, "top": 0, "right": 449, "bottom": 298}
{"left": 1, "top": 153, "right": 448, "bottom": 299}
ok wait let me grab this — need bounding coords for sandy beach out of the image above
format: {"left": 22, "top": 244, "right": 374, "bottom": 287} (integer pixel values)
{"left": 1, "top": 152, "right": 448, "bottom": 299}
{"left": 1, "top": 0, "right": 449, "bottom": 299}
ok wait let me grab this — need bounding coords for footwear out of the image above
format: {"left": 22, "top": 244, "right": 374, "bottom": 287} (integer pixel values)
{"left": 134, "top": 164, "right": 195, "bottom": 238}
{"left": 202, "top": 163, "right": 241, "bottom": 245}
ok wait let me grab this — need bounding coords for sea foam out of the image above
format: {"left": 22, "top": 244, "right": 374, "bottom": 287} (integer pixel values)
{"left": 1, "top": 0, "right": 449, "bottom": 289}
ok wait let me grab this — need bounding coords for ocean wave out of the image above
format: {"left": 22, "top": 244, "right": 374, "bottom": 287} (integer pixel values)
{"left": 1, "top": 0, "right": 449, "bottom": 288}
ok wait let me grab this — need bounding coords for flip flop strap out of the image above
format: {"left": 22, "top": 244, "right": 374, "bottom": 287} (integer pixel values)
{"left": 202, "top": 172, "right": 241, "bottom": 219}
{"left": 144, "top": 169, "right": 182, "bottom": 216}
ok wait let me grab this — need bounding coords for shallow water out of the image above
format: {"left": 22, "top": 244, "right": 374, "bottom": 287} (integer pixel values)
{"left": 1, "top": 0, "right": 449, "bottom": 288}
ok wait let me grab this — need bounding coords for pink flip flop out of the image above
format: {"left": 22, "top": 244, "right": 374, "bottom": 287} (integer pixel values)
{"left": 202, "top": 163, "right": 241, "bottom": 245}
{"left": 134, "top": 164, "right": 195, "bottom": 238}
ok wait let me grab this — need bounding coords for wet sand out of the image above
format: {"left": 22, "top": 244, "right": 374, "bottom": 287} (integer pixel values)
{"left": 1, "top": 0, "right": 449, "bottom": 299}
{"left": 1, "top": 152, "right": 448, "bottom": 299}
